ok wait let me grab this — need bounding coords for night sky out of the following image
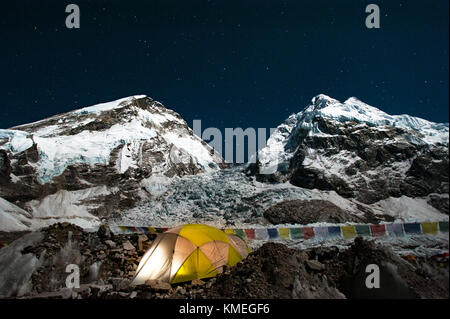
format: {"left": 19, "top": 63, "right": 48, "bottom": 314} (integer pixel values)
{"left": 1, "top": 0, "right": 448, "bottom": 136}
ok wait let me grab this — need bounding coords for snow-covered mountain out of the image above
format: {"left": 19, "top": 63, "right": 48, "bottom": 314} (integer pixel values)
{"left": 0, "top": 95, "right": 224, "bottom": 230}
{"left": 253, "top": 94, "right": 449, "bottom": 211}
{"left": 115, "top": 95, "right": 448, "bottom": 229}
{"left": 0, "top": 94, "right": 448, "bottom": 232}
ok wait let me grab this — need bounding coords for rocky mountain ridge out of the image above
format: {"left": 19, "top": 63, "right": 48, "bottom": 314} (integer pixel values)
{"left": 253, "top": 94, "right": 449, "bottom": 212}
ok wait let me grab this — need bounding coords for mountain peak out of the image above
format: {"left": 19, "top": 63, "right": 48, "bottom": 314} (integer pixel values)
{"left": 71, "top": 95, "right": 148, "bottom": 115}
{"left": 310, "top": 94, "right": 340, "bottom": 109}
{"left": 298, "top": 95, "right": 449, "bottom": 144}
{"left": 258, "top": 94, "right": 449, "bottom": 179}
{"left": 1, "top": 95, "right": 224, "bottom": 185}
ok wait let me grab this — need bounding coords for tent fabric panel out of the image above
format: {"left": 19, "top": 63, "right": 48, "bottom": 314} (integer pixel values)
{"left": 165, "top": 225, "right": 184, "bottom": 235}
{"left": 134, "top": 234, "right": 163, "bottom": 275}
{"left": 171, "top": 248, "right": 217, "bottom": 283}
{"left": 169, "top": 235, "right": 197, "bottom": 280}
{"left": 226, "top": 244, "right": 242, "bottom": 267}
{"left": 199, "top": 240, "right": 229, "bottom": 270}
{"left": 227, "top": 234, "right": 250, "bottom": 259}
{"left": 132, "top": 232, "right": 179, "bottom": 285}
{"left": 171, "top": 249, "right": 199, "bottom": 283}
{"left": 178, "top": 224, "right": 229, "bottom": 246}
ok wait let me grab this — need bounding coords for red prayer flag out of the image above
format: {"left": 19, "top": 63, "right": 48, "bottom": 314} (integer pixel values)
{"left": 244, "top": 229, "right": 255, "bottom": 239}
{"left": 302, "top": 227, "right": 315, "bottom": 239}
{"left": 370, "top": 224, "right": 386, "bottom": 237}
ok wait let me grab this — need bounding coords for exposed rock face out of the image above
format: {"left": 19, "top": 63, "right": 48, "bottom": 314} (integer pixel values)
{"left": 287, "top": 120, "right": 449, "bottom": 204}
{"left": 254, "top": 95, "right": 449, "bottom": 209}
{"left": 263, "top": 199, "right": 365, "bottom": 224}
{"left": 0, "top": 95, "right": 225, "bottom": 230}
{"left": 0, "top": 150, "right": 11, "bottom": 180}
{"left": 427, "top": 194, "right": 449, "bottom": 215}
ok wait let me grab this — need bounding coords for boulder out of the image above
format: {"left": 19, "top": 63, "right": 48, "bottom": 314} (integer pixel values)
{"left": 123, "top": 240, "right": 135, "bottom": 251}
{"left": 98, "top": 224, "right": 113, "bottom": 240}
{"left": 305, "top": 259, "right": 325, "bottom": 271}
{"left": 144, "top": 280, "right": 172, "bottom": 291}
{"left": 191, "top": 279, "right": 205, "bottom": 286}
{"left": 104, "top": 240, "right": 117, "bottom": 249}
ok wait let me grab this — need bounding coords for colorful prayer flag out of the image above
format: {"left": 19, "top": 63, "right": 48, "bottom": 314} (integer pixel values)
{"left": 386, "top": 223, "right": 404, "bottom": 237}
{"left": 370, "top": 224, "right": 386, "bottom": 237}
{"left": 278, "top": 228, "right": 290, "bottom": 240}
{"left": 341, "top": 225, "right": 357, "bottom": 238}
{"left": 314, "top": 227, "right": 328, "bottom": 238}
{"left": 439, "top": 221, "right": 449, "bottom": 233}
{"left": 118, "top": 226, "right": 129, "bottom": 233}
{"left": 267, "top": 228, "right": 279, "bottom": 239}
{"left": 421, "top": 222, "right": 438, "bottom": 235}
{"left": 244, "top": 229, "right": 256, "bottom": 239}
{"left": 328, "top": 226, "right": 341, "bottom": 238}
{"left": 302, "top": 227, "right": 315, "bottom": 239}
{"left": 255, "top": 228, "right": 269, "bottom": 240}
{"left": 403, "top": 223, "right": 422, "bottom": 234}
{"left": 355, "top": 225, "right": 371, "bottom": 237}
{"left": 290, "top": 228, "right": 302, "bottom": 240}
{"left": 234, "top": 229, "right": 245, "bottom": 239}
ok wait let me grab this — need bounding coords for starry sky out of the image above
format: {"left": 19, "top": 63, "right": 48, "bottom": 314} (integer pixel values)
{"left": 1, "top": 0, "right": 448, "bottom": 137}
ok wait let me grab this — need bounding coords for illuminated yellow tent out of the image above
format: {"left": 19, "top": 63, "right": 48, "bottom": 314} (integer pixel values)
{"left": 131, "top": 224, "right": 250, "bottom": 284}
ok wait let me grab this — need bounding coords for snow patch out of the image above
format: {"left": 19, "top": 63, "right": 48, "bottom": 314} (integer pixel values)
{"left": 0, "top": 197, "right": 33, "bottom": 232}
{"left": 0, "top": 232, "right": 45, "bottom": 297}
{"left": 25, "top": 187, "right": 114, "bottom": 230}
{"left": 0, "top": 129, "right": 33, "bottom": 154}
{"left": 164, "top": 132, "right": 219, "bottom": 171}
{"left": 30, "top": 120, "right": 157, "bottom": 184}
{"left": 371, "top": 196, "right": 448, "bottom": 222}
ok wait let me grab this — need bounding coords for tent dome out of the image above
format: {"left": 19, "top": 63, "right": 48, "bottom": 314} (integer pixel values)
{"left": 132, "top": 224, "right": 250, "bottom": 284}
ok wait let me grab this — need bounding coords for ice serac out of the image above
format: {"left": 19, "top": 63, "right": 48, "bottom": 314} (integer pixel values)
{"left": 255, "top": 94, "right": 449, "bottom": 211}
{"left": 0, "top": 95, "right": 225, "bottom": 231}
